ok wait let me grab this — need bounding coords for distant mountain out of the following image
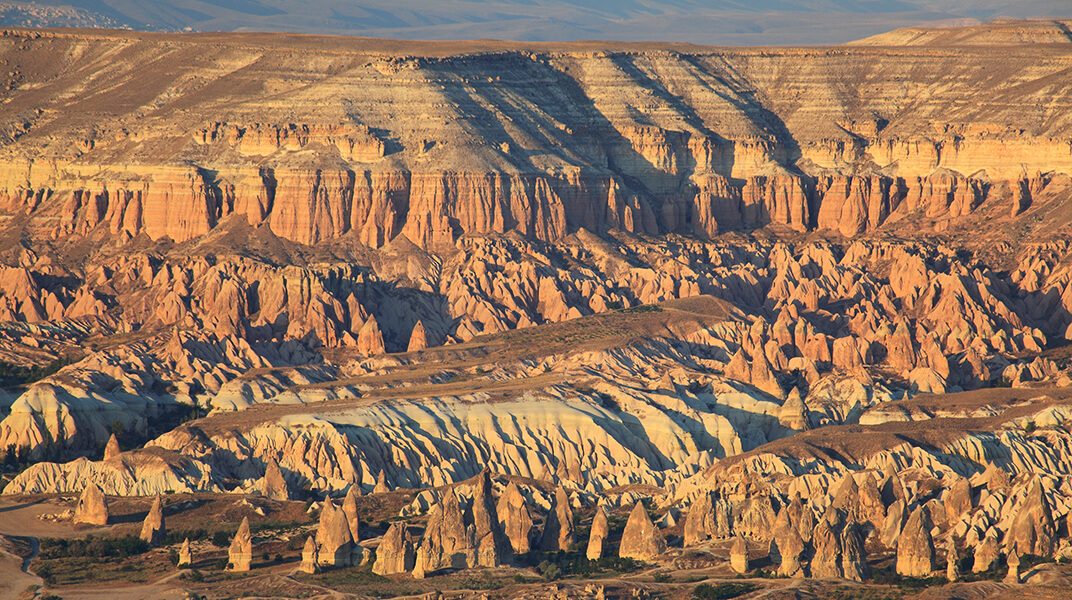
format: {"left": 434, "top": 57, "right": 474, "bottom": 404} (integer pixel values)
{"left": 6, "top": 0, "right": 1070, "bottom": 44}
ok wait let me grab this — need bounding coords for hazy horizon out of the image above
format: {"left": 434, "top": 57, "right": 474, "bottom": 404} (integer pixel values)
{"left": 5, "top": 0, "right": 1071, "bottom": 45}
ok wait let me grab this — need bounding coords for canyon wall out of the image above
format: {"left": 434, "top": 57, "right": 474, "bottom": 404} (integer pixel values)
{"left": 0, "top": 30, "right": 1069, "bottom": 251}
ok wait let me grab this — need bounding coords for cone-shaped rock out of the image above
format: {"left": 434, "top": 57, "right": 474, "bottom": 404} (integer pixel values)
{"left": 946, "top": 539, "right": 960, "bottom": 582}
{"left": 319, "top": 502, "right": 356, "bottom": 567}
{"left": 229, "top": 517, "right": 252, "bottom": 571}
{"left": 414, "top": 490, "right": 470, "bottom": 578}
{"left": 316, "top": 499, "right": 337, "bottom": 547}
{"left": 840, "top": 523, "right": 867, "bottom": 582}
{"left": 300, "top": 536, "right": 320, "bottom": 574}
{"left": 259, "top": 457, "right": 292, "bottom": 501}
{"left": 497, "top": 481, "right": 534, "bottom": 555}
{"left": 1008, "top": 478, "right": 1056, "bottom": 557}
{"left": 587, "top": 504, "right": 610, "bottom": 560}
{"left": 730, "top": 535, "right": 749, "bottom": 574}
{"left": 374, "top": 522, "right": 416, "bottom": 575}
{"left": 373, "top": 470, "right": 391, "bottom": 494}
{"left": 775, "top": 521, "right": 805, "bottom": 578}
{"left": 684, "top": 491, "right": 714, "bottom": 547}
{"left": 778, "top": 389, "right": 810, "bottom": 431}
{"left": 619, "top": 502, "right": 665, "bottom": 561}
{"left": 469, "top": 469, "right": 508, "bottom": 567}
{"left": 1006, "top": 548, "right": 1021, "bottom": 584}
{"left": 74, "top": 481, "right": 109, "bottom": 526}
{"left": 139, "top": 495, "right": 166, "bottom": 546}
{"left": 342, "top": 485, "right": 361, "bottom": 545}
{"left": 103, "top": 433, "right": 121, "bottom": 461}
{"left": 358, "top": 315, "right": 386, "bottom": 356}
{"left": 540, "top": 486, "right": 575, "bottom": 552}
{"left": 178, "top": 538, "right": 192, "bottom": 568}
{"left": 896, "top": 507, "right": 935, "bottom": 577}
{"left": 973, "top": 532, "right": 1000, "bottom": 572}
{"left": 880, "top": 499, "right": 905, "bottom": 549}
{"left": 407, "top": 320, "right": 428, "bottom": 352}
{"left": 809, "top": 509, "right": 842, "bottom": 578}
{"left": 945, "top": 476, "right": 973, "bottom": 524}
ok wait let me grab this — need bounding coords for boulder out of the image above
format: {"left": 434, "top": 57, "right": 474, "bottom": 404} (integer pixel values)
{"left": 229, "top": 517, "right": 252, "bottom": 571}
{"left": 619, "top": 502, "right": 665, "bottom": 561}
{"left": 374, "top": 522, "right": 416, "bottom": 575}
{"left": 74, "top": 481, "right": 109, "bottom": 526}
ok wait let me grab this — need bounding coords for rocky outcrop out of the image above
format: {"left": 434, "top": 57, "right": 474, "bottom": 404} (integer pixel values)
{"left": 139, "top": 495, "right": 166, "bottom": 546}
{"left": 178, "top": 538, "right": 192, "bottom": 568}
{"left": 895, "top": 507, "right": 935, "bottom": 577}
{"left": 74, "top": 481, "right": 108, "bottom": 526}
{"left": 343, "top": 485, "right": 361, "bottom": 545}
{"left": 300, "top": 536, "right": 320, "bottom": 574}
{"left": 469, "top": 470, "right": 508, "bottom": 568}
{"left": 540, "top": 486, "right": 575, "bottom": 552}
{"left": 497, "top": 481, "right": 534, "bottom": 555}
{"left": 730, "top": 535, "right": 749, "bottom": 574}
{"left": 619, "top": 502, "right": 665, "bottom": 561}
{"left": 587, "top": 504, "right": 610, "bottom": 561}
{"left": 373, "top": 522, "right": 415, "bottom": 575}
{"left": 684, "top": 491, "right": 715, "bottom": 547}
{"left": 103, "top": 433, "right": 121, "bottom": 461}
{"left": 1008, "top": 478, "right": 1056, "bottom": 557}
{"left": 259, "top": 457, "right": 291, "bottom": 501}
{"left": 318, "top": 499, "right": 361, "bottom": 568}
{"left": 229, "top": 517, "right": 252, "bottom": 571}
{"left": 413, "top": 490, "right": 470, "bottom": 578}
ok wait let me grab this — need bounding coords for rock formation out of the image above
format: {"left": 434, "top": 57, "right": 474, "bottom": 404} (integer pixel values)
{"left": 809, "top": 508, "right": 842, "bottom": 578}
{"left": 497, "top": 481, "right": 534, "bottom": 555}
{"left": 973, "top": 532, "right": 1000, "bottom": 573}
{"left": 587, "top": 504, "right": 610, "bottom": 561}
{"left": 946, "top": 539, "right": 960, "bottom": 583}
{"left": 730, "top": 535, "right": 749, "bottom": 574}
{"left": 373, "top": 470, "right": 390, "bottom": 494}
{"left": 178, "top": 538, "right": 192, "bottom": 568}
{"left": 895, "top": 507, "right": 935, "bottom": 577}
{"left": 259, "top": 457, "right": 292, "bottom": 501}
{"left": 319, "top": 500, "right": 360, "bottom": 567}
{"left": 300, "top": 536, "right": 320, "bottom": 574}
{"left": 540, "top": 486, "right": 575, "bottom": 552}
{"left": 413, "top": 490, "right": 470, "bottom": 578}
{"left": 1005, "top": 548, "right": 1021, "bottom": 584}
{"left": 74, "top": 481, "right": 109, "bottom": 526}
{"left": 468, "top": 469, "right": 508, "bottom": 567}
{"left": 229, "top": 517, "right": 252, "bottom": 571}
{"left": 139, "top": 495, "right": 166, "bottom": 546}
{"left": 374, "top": 522, "right": 416, "bottom": 575}
{"left": 103, "top": 433, "right": 121, "bottom": 461}
{"left": 408, "top": 320, "right": 429, "bottom": 352}
{"left": 1008, "top": 478, "right": 1056, "bottom": 557}
{"left": 342, "top": 485, "right": 361, "bottom": 546}
{"left": 619, "top": 502, "right": 665, "bottom": 561}
{"left": 684, "top": 491, "right": 715, "bottom": 547}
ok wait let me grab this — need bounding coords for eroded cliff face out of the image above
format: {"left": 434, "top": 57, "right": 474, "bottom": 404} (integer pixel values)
{"left": 0, "top": 29, "right": 1069, "bottom": 252}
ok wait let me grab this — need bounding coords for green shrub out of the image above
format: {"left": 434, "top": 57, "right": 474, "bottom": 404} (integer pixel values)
{"left": 692, "top": 583, "right": 757, "bottom": 600}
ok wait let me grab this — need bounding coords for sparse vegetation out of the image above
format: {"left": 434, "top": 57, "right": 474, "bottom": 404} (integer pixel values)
{"left": 692, "top": 583, "right": 757, "bottom": 600}
{"left": 0, "top": 357, "right": 73, "bottom": 388}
